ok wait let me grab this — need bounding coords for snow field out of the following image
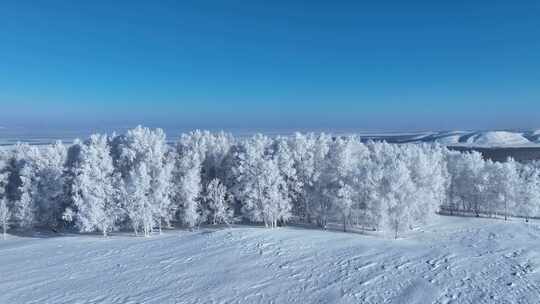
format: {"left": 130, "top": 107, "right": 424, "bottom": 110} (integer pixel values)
{"left": 1, "top": 216, "right": 540, "bottom": 304}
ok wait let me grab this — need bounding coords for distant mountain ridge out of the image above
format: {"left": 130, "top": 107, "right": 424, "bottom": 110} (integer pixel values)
{"left": 1, "top": 127, "right": 540, "bottom": 147}
{"left": 358, "top": 130, "right": 540, "bottom": 147}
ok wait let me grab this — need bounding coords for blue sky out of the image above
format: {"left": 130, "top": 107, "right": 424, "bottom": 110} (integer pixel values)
{"left": 0, "top": 0, "right": 538, "bottom": 131}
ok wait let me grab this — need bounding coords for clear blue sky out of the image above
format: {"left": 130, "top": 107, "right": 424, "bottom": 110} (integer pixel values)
{"left": 0, "top": 0, "right": 539, "bottom": 131}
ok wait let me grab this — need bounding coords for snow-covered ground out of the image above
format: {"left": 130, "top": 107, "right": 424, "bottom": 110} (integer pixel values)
{"left": 2, "top": 216, "right": 540, "bottom": 304}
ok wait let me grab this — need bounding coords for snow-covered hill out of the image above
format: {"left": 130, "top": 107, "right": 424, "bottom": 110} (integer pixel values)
{"left": 463, "top": 131, "right": 530, "bottom": 146}
{"left": 1, "top": 217, "right": 540, "bottom": 303}
{"left": 525, "top": 130, "right": 540, "bottom": 143}
{"left": 358, "top": 130, "right": 540, "bottom": 147}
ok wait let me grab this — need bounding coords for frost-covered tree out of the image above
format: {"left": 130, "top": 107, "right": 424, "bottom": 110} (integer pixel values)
{"left": 220, "top": 143, "right": 244, "bottom": 199}
{"left": 174, "top": 148, "right": 202, "bottom": 228}
{"left": 0, "top": 151, "right": 8, "bottom": 198}
{"left": 445, "top": 151, "right": 485, "bottom": 216}
{"left": 70, "top": 134, "right": 120, "bottom": 236}
{"left": 10, "top": 144, "right": 39, "bottom": 229}
{"left": 321, "top": 136, "right": 362, "bottom": 232}
{"left": 405, "top": 144, "right": 448, "bottom": 224}
{"left": 289, "top": 133, "right": 314, "bottom": 220}
{"left": 154, "top": 155, "right": 174, "bottom": 233}
{"left": 477, "top": 160, "right": 498, "bottom": 217}
{"left": 234, "top": 135, "right": 268, "bottom": 224}
{"left": 236, "top": 134, "right": 291, "bottom": 228}
{"left": 0, "top": 198, "right": 10, "bottom": 240}
{"left": 61, "top": 139, "right": 84, "bottom": 227}
{"left": 335, "top": 183, "right": 354, "bottom": 232}
{"left": 4, "top": 127, "right": 540, "bottom": 237}
{"left": 178, "top": 130, "right": 234, "bottom": 185}
{"left": 4, "top": 142, "right": 67, "bottom": 230}
{"left": 289, "top": 133, "right": 331, "bottom": 226}
{"left": 33, "top": 142, "right": 68, "bottom": 227}
{"left": 365, "top": 142, "right": 396, "bottom": 231}
{"left": 354, "top": 146, "right": 383, "bottom": 231}
{"left": 362, "top": 143, "right": 434, "bottom": 238}
{"left": 262, "top": 158, "right": 292, "bottom": 228}
{"left": 382, "top": 157, "right": 416, "bottom": 239}
{"left": 123, "top": 163, "right": 153, "bottom": 236}
{"left": 0, "top": 152, "right": 9, "bottom": 239}
{"left": 273, "top": 137, "right": 301, "bottom": 212}
{"left": 112, "top": 126, "right": 173, "bottom": 236}
{"left": 444, "top": 151, "right": 464, "bottom": 215}
{"left": 443, "top": 151, "right": 536, "bottom": 221}
{"left": 205, "top": 131, "right": 235, "bottom": 183}
{"left": 178, "top": 130, "right": 235, "bottom": 224}
{"left": 205, "top": 178, "right": 232, "bottom": 225}
{"left": 495, "top": 159, "right": 520, "bottom": 220}
{"left": 517, "top": 165, "right": 540, "bottom": 222}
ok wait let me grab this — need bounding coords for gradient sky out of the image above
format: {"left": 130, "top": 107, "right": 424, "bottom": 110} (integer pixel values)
{"left": 0, "top": 0, "right": 539, "bottom": 131}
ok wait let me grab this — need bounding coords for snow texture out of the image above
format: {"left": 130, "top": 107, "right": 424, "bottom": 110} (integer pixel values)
{"left": 1, "top": 217, "right": 540, "bottom": 303}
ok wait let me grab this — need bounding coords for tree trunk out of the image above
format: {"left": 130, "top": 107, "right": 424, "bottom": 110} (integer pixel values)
{"left": 133, "top": 224, "right": 138, "bottom": 236}
{"left": 504, "top": 199, "right": 508, "bottom": 221}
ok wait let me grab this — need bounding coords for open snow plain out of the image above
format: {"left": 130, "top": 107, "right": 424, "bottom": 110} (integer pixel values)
{"left": 2, "top": 216, "right": 540, "bottom": 304}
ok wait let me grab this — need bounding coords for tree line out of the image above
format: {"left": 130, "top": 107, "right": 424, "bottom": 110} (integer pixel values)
{"left": 0, "top": 126, "right": 539, "bottom": 240}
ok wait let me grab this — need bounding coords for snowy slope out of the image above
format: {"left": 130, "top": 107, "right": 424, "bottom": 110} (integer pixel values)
{"left": 352, "top": 130, "right": 540, "bottom": 147}
{"left": 434, "top": 135, "right": 462, "bottom": 145}
{"left": 464, "top": 131, "right": 530, "bottom": 146}
{"left": 525, "top": 130, "right": 540, "bottom": 143}
{"left": 2, "top": 217, "right": 540, "bottom": 304}
{"left": 416, "top": 131, "right": 534, "bottom": 147}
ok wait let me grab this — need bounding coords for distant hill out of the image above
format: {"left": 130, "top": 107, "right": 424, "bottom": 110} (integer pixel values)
{"left": 1, "top": 127, "right": 540, "bottom": 148}
{"left": 357, "top": 130, "right": 540, "bottom": 147}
